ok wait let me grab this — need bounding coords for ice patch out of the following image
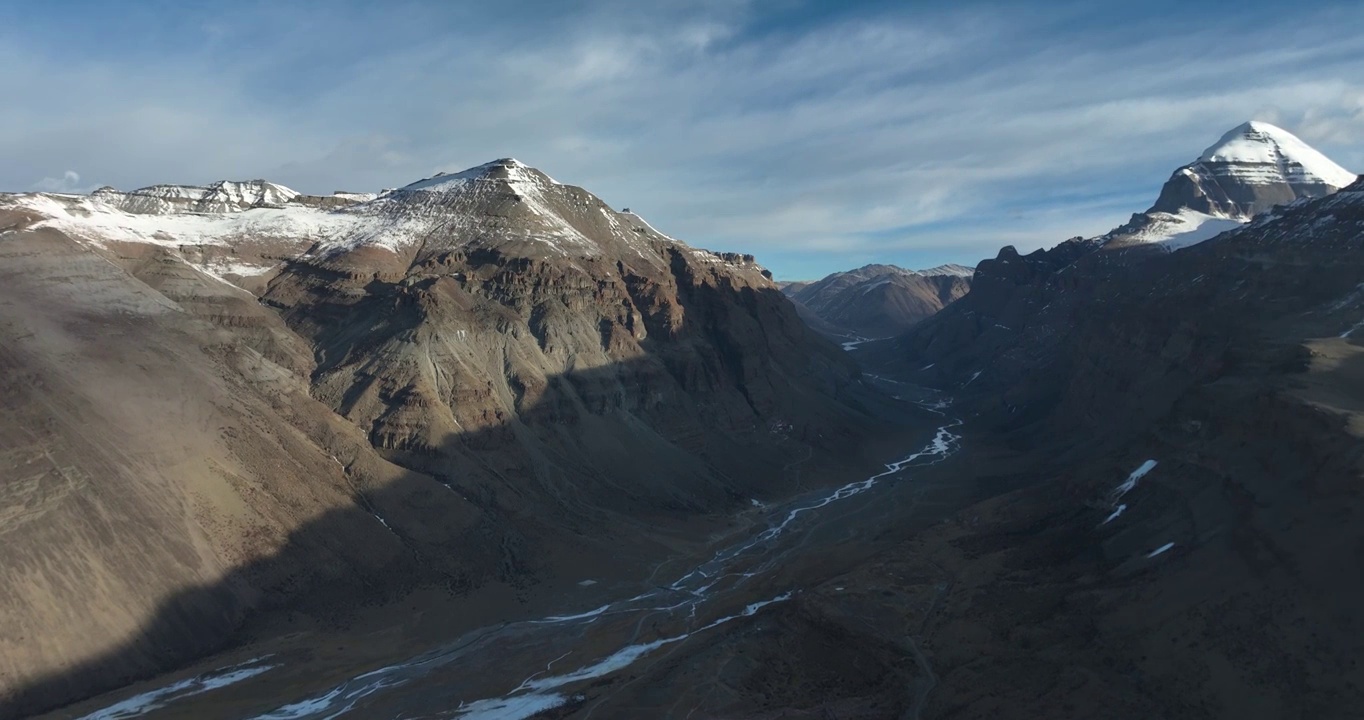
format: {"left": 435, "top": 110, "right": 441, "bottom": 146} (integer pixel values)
{"left": 1146, "top": 542, "right": 1176, "bottom": 559}
{"left": 531, "top": 604, "right": 611, "bottom": 624}
{"left": 454, "top": 693, "right": 572, "bottom": 720}
{"left": 1110, "top": 460, "right": 1157, "bottom": 504}
{"left": 1100, "top": 504, "right": 1127, "bottom": 525}
{"left": 456, "top": 593, "right": 794, "bottom": 719}
{"left": 77, "top": 657, "right": 276, "bottom": 720}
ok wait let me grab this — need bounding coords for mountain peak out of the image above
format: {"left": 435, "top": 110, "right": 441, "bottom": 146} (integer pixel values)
{"left": 398, "top": 158, "right": 555, "bottom": 193}
{"left": 85, "top": 178, "right": 300, "bottom": 215}
{"left": 915, "top": 263, "right": 975, "bottom": 278}
{"left": 1144, "top": 121, "right": 1356, "bottom": 223}
{"left": 1195, "top": 121, "right": 1355, "bottom": 188}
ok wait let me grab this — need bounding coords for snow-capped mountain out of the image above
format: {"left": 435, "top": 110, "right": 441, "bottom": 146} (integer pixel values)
{"left": 1153, "top": 120, "right": 1355, "bottom": 217}
{"left": 91, "top": 179, "right": 302, "bottom": 214}
{"left": 877, "top": 166, "right": 1364, "bottom": 720}
{"left": 1105, "top": 121, "right": 1356, "bottom": 249}
{"left": 0, "top": 158, "right": 753, "bottom": 285}
{"left": 0, "top": 155, "right": 872, "bottom": 717}
{"left": 783, "top": 263, "right": 974, "bottom": 337}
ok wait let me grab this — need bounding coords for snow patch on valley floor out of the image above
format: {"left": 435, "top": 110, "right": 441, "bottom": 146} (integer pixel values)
{"left": 76, "top": 657, "right": 276, "bottom": 720}
{"left": 1101, "top": 503, "right": 1128, "bottom": 525}
{"left": 1146, "top": 542, "right": 1176, "bottom": 559}
{"left": 1098, "top": 460, "right": 1157, "bottom": 527}
{"left": 1109, "top": 460, "right": 1157, "bottom": 504}
{"left": 454, "top": 592, "right": 795, "bottom": 720}
{"left": 840, "top": 336, "right": 875, "bottom": 351}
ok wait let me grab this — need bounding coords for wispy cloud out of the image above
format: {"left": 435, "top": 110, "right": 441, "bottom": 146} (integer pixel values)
{"left": 2, "top": 1, "right": 1363, "bottom": 277}
{"left": 32, "top": 170, "right": 94, "bottom": 193}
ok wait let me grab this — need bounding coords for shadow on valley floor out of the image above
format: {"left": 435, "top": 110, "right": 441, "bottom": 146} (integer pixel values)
{"left": 6, "top": 287, "right": 945, "bottom": 719}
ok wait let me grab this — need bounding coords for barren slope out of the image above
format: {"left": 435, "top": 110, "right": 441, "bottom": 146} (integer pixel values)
{"left": 0, "top": 159, "right": 912, "bottom": 718}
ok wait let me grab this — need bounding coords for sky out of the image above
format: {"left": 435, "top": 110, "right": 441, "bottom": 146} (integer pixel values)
{"left": 3, "top": 0, "right": 1364, "bottom": 280}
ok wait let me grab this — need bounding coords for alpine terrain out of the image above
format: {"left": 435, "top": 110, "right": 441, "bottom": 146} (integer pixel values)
{"left": 3, "top": 118, "right": 1364, "bottom": 720}
{"left": 0, "top": 159, "right": 935, "bottom": 718}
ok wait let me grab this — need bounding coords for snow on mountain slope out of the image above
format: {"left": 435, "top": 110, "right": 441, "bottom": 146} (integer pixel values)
{"left": 331, "top": 191, "right": 379, "bottom": 202}
{"left": 365, "top": 158, "right": 605, "bottom": 257}
{"left": 0, "top": 158, "right": 698, "bottom": 265}
{"left": 1197, "top": 121, "right": 1355, "bottom": 189}
{"left": 0, "top": 158, "right": 721, "bottom": 282}
{"left": 8, "top": 192, "right": 358, "bottom": 248}
{"left": 92, "top": 179, "right": 301, "bottom": 215}
{"left": 1119, "top": 209, "right": 1245, "bottom": 251}
{"left": 914, "top": 263, "right": 975, "bottom": 278}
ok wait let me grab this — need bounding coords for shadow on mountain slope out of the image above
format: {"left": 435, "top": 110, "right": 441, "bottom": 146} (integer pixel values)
{"left": 2, "top": 279, "right": 937, "bottom": 719}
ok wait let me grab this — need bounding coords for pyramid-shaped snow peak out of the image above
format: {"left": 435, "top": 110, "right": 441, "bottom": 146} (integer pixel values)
{"left": 1148, "top": 121, "right": 1356, "bottom": 221}
{"left": 1197, "top": 121, "right": 1355, "bottom": 189}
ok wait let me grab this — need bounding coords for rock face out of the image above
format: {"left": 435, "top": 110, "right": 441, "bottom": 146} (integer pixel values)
{"left": 0, "top": 159, "right": 891, "bottom": 717}
{"left": 783, "top": 263, "right": 974, "bottom": 337}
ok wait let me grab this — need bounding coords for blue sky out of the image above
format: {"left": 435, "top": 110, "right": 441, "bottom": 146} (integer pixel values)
{"left": 4, "top": 1, "right": 1364, "bottom": 279}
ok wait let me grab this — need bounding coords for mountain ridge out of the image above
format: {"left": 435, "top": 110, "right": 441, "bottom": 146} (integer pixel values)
{"left": 783, "top": 262, "right": 974, "bottom": 338}
{"left": 0, "top": 157, "right": 925, "bottom": 718}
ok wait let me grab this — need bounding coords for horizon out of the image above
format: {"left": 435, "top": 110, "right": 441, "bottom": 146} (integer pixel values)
{"left": 5, "top": 1, "right": 1364, "bottom": 279}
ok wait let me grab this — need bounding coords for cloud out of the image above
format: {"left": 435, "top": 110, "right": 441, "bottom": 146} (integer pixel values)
{"left": 1, "top": 1, "right": 1363, "bottom": 278}
{"left": 32, "top": 170, "right": 93, "bottom": 193}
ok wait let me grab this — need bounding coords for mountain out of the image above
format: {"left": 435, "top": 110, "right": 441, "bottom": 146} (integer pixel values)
{"left": 91, "top": 179, "right": 304, "bottom": 215}
{"left": 757, "top": 132, "right": 1364, "bottom": 718}
{"left": 0, "top": 159, "right": 921, "bottom": 717}
{"left": 1104, "top": 120, "right": 1356, "bottom": 249}
{"left": 783, "top": 263, "right": 975, "bottom": 338}
{"left": 11, "top": 124, "right": 1362, "bottom": 719}
{"left": 522, "top": 125, "right": 1364, "bottom": 719}
{"left": 881, "top": 121, "right": 1356, "bottom": 386}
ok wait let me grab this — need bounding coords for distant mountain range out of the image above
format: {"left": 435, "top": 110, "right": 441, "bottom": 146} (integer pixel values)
{"left": 789, "top": 121, "right": 1356, "bottom": 341}
{"left": 781, "top": 263, "right": 975, "bottom": 338}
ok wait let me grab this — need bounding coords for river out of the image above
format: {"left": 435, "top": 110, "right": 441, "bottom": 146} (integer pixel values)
{"left": 80, "top": 407, "right": 963, "bottom": 720}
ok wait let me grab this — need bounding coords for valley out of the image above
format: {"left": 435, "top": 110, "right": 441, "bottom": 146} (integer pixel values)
{"left": 4, "top": 119, "right": 1364, "bottom": 720}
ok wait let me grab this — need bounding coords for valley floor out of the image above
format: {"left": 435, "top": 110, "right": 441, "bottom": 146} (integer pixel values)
{"left": 42, "top": 382, "right": 993, "bottom": 720}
